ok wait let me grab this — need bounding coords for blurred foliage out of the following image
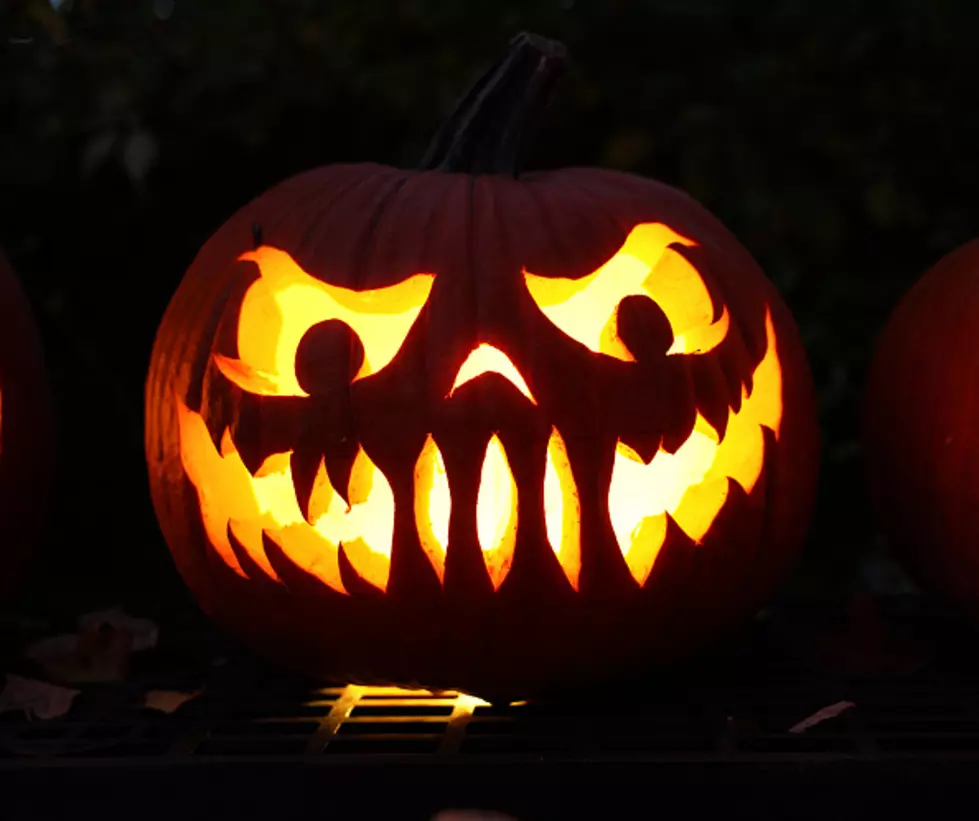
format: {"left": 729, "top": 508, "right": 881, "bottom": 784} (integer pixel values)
{"left": 2, "top": 0, "right": 979, "bottom": 617}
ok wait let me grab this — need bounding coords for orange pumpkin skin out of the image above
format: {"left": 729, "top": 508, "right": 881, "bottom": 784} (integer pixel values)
{"left": 866, "top": 240, "right": 979, "bottom": 621}
{"left": 0, "top": 251, "right": 53, "bottom": 599}
{"left": 145, "top": 36, "right": 818, "bottom": 700}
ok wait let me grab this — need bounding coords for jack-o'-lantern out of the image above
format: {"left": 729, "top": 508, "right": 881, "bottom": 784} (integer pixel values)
{"left": 145, "top": 34, "right": 818, "bottom": 699}
{"left": 0, "top": 249, "right": 53, "bottom": 599}
{"left": 866, "top": 239, "right": 979, "bottom": 622}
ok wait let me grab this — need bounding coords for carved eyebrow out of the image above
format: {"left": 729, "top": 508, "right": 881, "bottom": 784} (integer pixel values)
{"left": 214, "top": 246, "right": 435, "bottom": 397}
{"left": 523, "top": 222, "right": 728, "bottom": 361}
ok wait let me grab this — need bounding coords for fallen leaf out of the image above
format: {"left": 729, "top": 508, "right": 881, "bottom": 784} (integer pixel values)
{"left": 26, "top": 607, "right": 158, "bottom": 683}
{"left": 0, "top": 674, "right": 79, "bottom": 720}
{"left": 789, "top": 701, "right": 856, "bottom": 734}
{"left": 143, "top": 688, "right": 204, "bottom": 714}
{"left": 78, "top": 608, "right": 159, "bottom": 652}
{"left": 27, "top": 625, "right": 132, "bottom": 683}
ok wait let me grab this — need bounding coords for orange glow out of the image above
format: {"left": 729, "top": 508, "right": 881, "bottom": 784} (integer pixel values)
{"left": 477, "top": 434, "right": 518, "bottom": 589}
{"left": 177, "top": 399, "right": 396, "bottom": 592}
{"left": 214, "top": 247, "right": 434, "bottom": 397}
{"left": 178, "top": 311, "right": 780, "bottom": 593}
{"left": 175, "top": 232, "right": 786, "bottom": 596}
{"left": 609, "top": 311, "right": 783, "bottom": 584}
{"left": 523, "top": 222, "right": 729, "bottom": 360}
{"left": 308, "top": 684, "right": 494, "bottom": 711}
{"left": 449, "top": 344, "right": 537, "bottom": 404}
{"left": 543, "top": 426, "right": 581, "bottom": 590}
{"left": 413, "top": 434, "right": 450, "bottom": 582}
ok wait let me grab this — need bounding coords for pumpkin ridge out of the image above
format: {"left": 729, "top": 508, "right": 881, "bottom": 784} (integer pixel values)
{"left": 349, "top": 173, "right": 414, "bottom": 291}
{"left": 550, "top": 173, "right": 632, "bottom": 257}
{"left": 283, "top": 168, "right": 401, "bottom": 284}
{"left": 258, "top": 164, "right": 364, "bottom": 252}
{"left": 521, "top": 176, "right": 577, "bottom": 278}
{"left": 287, "top": 166, "right": 382, "bottom": 262}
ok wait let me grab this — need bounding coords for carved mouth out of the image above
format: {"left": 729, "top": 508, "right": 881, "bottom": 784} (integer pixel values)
{"left": 177, "top": 313, "right": 782, "bottom": 599}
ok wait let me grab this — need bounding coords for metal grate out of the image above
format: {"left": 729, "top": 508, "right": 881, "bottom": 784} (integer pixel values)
{"left": 4, "top": 596, "right": 979, "bottom": 769}
{"left": 7, "top": 603, "right": 979, "bottom": 821}
{"left": 5, "top": 670, "right": 979, "bottom": 764}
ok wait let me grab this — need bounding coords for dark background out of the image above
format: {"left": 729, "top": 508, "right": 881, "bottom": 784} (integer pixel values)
{"left": 2, "top": 0, "right": 977, "bottom": 626}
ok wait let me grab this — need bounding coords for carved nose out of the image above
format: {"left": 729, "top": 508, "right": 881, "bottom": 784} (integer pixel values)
{"left": 448, "top": 344, "right": 537, "bottom": 405}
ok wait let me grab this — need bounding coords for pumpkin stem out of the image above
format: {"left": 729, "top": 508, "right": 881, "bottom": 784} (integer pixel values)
{"left": 419, "top": 32, "right": 568, "bottom": 176}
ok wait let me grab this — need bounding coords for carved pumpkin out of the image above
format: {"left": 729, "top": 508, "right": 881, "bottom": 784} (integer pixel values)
{"left": 0, "top": 250, "right": 53, "bottom": 598}
{"left": 145, "top": 34, "right": 818, "bottom": 699}
{"left": 866, "top": 239, "right": 979, "bottom": 621}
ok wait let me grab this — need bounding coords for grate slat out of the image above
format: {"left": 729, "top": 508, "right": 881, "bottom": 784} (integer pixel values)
{"left": 305, "top": 685, "right": 365, "bottom": 754}
{"left": 7, "top": 643, "right": 979, "bottom": 764}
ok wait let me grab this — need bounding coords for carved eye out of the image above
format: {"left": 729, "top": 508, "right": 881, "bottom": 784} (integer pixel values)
{"left": 294, "top": 320, "right": 364, "bottom": 396}
{"left": 214, "top": 246, "right": 435, "bottom": 396}
{"left": 523, "top": 222, "right": 729, "bottom": 360}
{"left": 175, "top": 247, "right": 434, "bottom": 594}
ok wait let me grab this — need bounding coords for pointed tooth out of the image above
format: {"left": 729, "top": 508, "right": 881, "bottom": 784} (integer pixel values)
{"left": 661, "top": 361, "right": 696, "bottom": 454}
{"left": 691, "top": 357, "right": 730, "bottom": 443}
{"left": 617, "top": 431, "right": 661, "bottom": 465}
{"left": 233, "top": 429, "right": 272, "bottom": 475}
{"left": 226, "top": 523, "right": 277, "bottom": 585}
{"left": 324, "top": 442, "right": 359, "bottom": 509}
{"left": 291, "top": 448, "right": 323, "bottom": 525}
{"left": 230, "top": 394, "right": 306, "bottom": 474}
{"left": 721, "top": 334, "right": 751, "bottom": 414}
{"left": 338, "top": 542, "right": 386, "bottom": 596}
